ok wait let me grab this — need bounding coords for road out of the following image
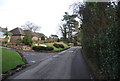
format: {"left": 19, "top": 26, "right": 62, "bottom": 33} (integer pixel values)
{"left": 17, "top": 50, "right": 56, "bottom": 64}
{"left": 8, "top": 46, "right": 92, "bottom": 79}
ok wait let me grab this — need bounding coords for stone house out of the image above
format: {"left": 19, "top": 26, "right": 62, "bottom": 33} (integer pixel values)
{"left": 10, "top": 27, "right": 45, "bottom": 43}
{"left": 24, "top": 30, "right": 45, "bottom": 42}
{"left": 10, "top": 27, "right": 25, "bottom": 43}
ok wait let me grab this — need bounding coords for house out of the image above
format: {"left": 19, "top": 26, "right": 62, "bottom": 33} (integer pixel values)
{"left": 24, "top": 30, "right": 45, "bottom": 41}
{"left": 50, "top": 35, "right": 58, "bottom": 39}
{"left": 10, "top": 27, "right": 46, "bottom": 43}
{"left": 10, "top": 27, "right": 25, "bottom": 43}
{"left": 24, "top": 30, "right": 37, "bottom": 41}
{"left": 46, "top": 35, "right": 59, "bottom": 43}
{"left": 0, "top": 27, "right": 8, "bottom": 42}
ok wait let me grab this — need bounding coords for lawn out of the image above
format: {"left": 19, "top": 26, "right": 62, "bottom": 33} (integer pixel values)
{"left": 42, "top": 42, "right": 69, "bottom": 51}
{"left": 1, "top": 48, "right": 25, "bottom": 73}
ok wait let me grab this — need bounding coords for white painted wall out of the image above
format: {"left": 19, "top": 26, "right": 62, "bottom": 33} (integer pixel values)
{"left": 0, "top": 32, "right": 5, "bottom": 38}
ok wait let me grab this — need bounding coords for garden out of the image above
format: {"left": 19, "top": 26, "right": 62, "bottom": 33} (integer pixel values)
{"left": 32, "top": 42, "right": 69, "bottom": 52}
{"left": 1, "top": 33, "right": 70, "bottom": 52}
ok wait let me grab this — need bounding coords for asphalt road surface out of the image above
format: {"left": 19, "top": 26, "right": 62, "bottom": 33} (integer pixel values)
{"left": 17, "top": 50, "right": 56, "bottom": 64}
{"left": 8, "top": 46, "right": 92, "bottom": 79}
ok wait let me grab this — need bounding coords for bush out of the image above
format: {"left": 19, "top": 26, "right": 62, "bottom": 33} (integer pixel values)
{"left": 22, "top": 34, "right": 33, "bottom": 46}
{"left": 53, "top": 43, "right": 64, "bottom": 48}
{"left": 45, "top": 47, "right": 54, "bottom": 51}
{"left": 41, "top": 36, "right": 45, "bottom": 40}
{"left": 59, "top": 44, "right": 64, "bottom": 48}
{"left": 32, "top": 46, "right": 53, "bottom": 51}
{"left": 1, "top": 41, "right": 7, "bottom": 44}
{"left": 53, "top": 43, "right": 60, "bottom": 48}
{"left": 16, "top": 39, "right": 22, "bottom": 45}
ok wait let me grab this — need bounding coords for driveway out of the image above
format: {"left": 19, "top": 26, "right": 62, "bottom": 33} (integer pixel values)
{"left": 17, "top": 50, "right": 56, "bottom": 64}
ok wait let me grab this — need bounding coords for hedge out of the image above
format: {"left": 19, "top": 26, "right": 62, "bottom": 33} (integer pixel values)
{"left": 32, "top": 46, "right": 53, "bottom": 51}
{"left": 53, "top": 43, "right": 64, "bottom": 48}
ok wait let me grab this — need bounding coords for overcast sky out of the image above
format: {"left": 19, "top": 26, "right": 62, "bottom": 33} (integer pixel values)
{"left": 0, "top": 0, "right": 82, "bottom": 37}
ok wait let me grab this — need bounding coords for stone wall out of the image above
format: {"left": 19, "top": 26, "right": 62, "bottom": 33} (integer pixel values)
{"left": 3, "top": 43, "right": 31, "bottom": 51}
{"left": 10, "top": 36, "right": 24, "bottom": 43}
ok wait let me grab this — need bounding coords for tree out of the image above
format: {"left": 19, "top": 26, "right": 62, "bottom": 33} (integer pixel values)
{"left": 61, "top": 12, "right": 79, "bottom": 42}
{"left": 59, "top": 24, "right": 67, "bottom": 41}
{"left": 4, "top": 31, "right": 13, "bottom": 42}
{"left": 22, "top": 21, "right": 41, "bottom": 32}
{"left": 22, "top": 34, "right": 33, "bottom": 46}
{"left": 41, "top": 36, "right": 45, "bottom": 40}
{"left": 4, "top": 31, "right": 12, "bottom": 38}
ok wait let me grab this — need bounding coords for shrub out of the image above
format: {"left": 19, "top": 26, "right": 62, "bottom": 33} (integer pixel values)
{"left": 1, "top": 41, "right": 7, "bottom": 44}
{"left": 53, "top": 43, "right": 64, "bottom": 48}
{"left": 59, "top": 44, "right": 64, "bottom": 48}
{"left": 53, "top": 43, "right": 60, "bottom": 48}
{"left": 32, "top": 46, "right": 53, "bottom": 51}
{"left": 16, "top": 39, "right": 22, "bottom": 45}
{"left": 41, "top": 36, "right": 45, "bottom": 40}
{"left": 45, "top": 47, "right": 54, "bottom": 51}
{"left": 32, "top": 46, "right": 44, "bottom": 51}
{"left": 22, "top": 34, "right": 33, "bottom": 46}
{"left": 57, "top": 38, "right": 60, "bottom": 42}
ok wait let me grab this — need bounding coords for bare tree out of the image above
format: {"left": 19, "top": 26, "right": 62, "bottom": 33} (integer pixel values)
{"left": 22, "top": 21, "right": 41, "bottom": 32}
{"left": 32, "top": 25, "right": 41, "bottom": 32}
{"left": 59, "top": 24, "right": 68, "bottom": 39}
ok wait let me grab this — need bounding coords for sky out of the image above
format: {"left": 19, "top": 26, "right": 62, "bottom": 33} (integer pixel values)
{"left": 0, "top": 0, "right": 81, "bottom": 37}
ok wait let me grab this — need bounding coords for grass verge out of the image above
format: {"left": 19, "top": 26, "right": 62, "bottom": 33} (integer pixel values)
{"left": 1, "top": 48, "right": 25, "bottom": 73}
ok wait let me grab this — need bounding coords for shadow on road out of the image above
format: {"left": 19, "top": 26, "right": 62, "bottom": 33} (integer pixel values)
{"left": 71, "top": 47, "right": 92, "bottom": 79}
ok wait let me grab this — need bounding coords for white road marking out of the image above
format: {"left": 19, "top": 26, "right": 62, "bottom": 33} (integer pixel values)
{"left": 53, "top": 55, "right": 59, "bottom": 57}
{"left": 69, "top": 51, "right": 74, "bottom": 53}
{"left": 58, "top": 50, "right": 67, "bottom": 55}
{"left": 31, "top": 61, "right": 36, "bottom": 63}
{"left": 58, "top": 53, "right": 63, "bottom": 55}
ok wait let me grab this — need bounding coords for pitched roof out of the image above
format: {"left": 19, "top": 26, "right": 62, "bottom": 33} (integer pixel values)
{"left": 24, "top": 30, "right": 35, "bottom": 37}
{"left": 35, "top": 33, "right": 45, "bottom": 37}
{"left": 0, "top": 27, "right": 7, "bottom": 32}
{"left": 51, "top": 35, "right": 58, "bottom": 37}
{"left": 10, "top": 27, "right": 25, "bottom": 36}
{"left": 24, "top": 30, "right": 45, "bottom": 38}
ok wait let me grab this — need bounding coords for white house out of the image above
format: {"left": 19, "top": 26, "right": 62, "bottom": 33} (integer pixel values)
{"left": 0, "top": 27, "right": 7, "bottom": 42}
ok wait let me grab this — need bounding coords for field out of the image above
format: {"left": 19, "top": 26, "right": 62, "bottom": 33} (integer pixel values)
{"left": 1, "top": 48, "right": 25, "bottom": 73}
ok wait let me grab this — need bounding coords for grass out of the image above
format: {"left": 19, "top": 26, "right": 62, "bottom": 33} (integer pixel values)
{"left": 1, "top": 48, "right": 25, "bottom": 73}
{"left": 43, "top": 42, "right": 69, "bottom": 51}
{"left": 0, "top": 48, "right": 2, "bottom": 75}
